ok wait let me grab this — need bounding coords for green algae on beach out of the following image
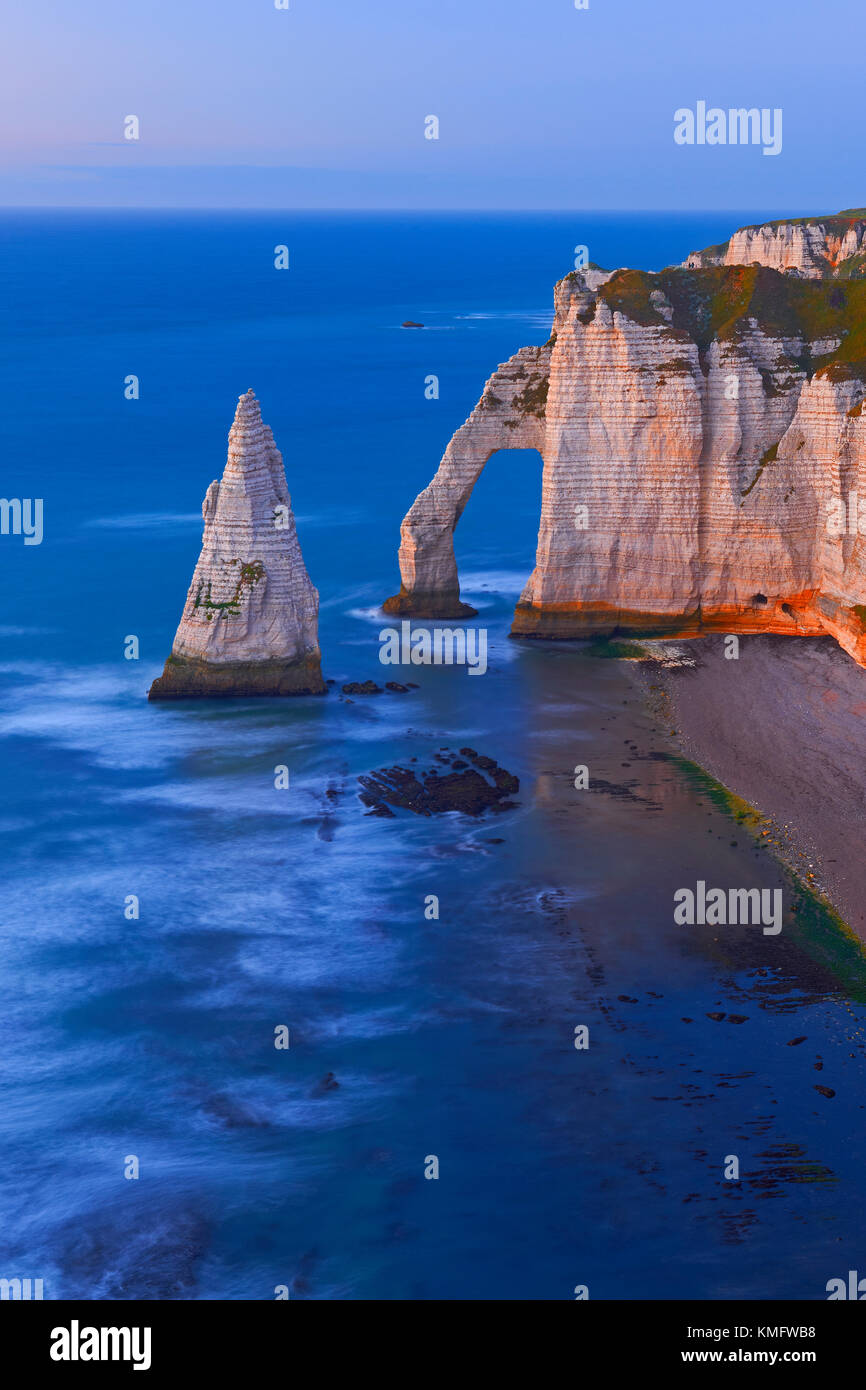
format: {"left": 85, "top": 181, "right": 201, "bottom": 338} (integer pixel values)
{"left": 670, "top": 755, "right": 866, "bottom": 1000}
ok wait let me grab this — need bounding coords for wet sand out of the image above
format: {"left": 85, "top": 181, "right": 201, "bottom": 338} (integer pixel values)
{"left": 634, "top": 635, "right": 866, "bottom": 938}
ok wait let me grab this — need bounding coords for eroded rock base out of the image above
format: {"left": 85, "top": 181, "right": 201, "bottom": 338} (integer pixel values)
{"left": 382, "top": 586, "right": 477, "bottom": 619}
{"left": 510, "top": 598, "right": 828, "bottom": 641}
{"left": 148, "top": 654, "right": 326, "bottom": 700}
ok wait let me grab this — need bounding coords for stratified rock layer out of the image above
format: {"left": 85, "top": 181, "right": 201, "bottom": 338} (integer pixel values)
{"left": 684, "top": 208, "right": 866, "bottom": 279}
{"left": 149, "top": 390, "right": 325, "bottom": 699}
{"left": 386, "top": 215, "right": 866, "bottom": 668}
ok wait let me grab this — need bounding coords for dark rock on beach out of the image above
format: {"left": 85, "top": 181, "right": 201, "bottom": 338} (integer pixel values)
{"left": 358, "top": 747, "right": 519, "bottom": 818}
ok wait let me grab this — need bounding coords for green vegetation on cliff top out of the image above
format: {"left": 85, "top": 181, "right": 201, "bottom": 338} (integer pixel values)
{"left": 594, "top": 264, "right": 866, "bottom": 382}
{"left": 691, "top": 209, "right": 866, "bottom": 260}
{"left": 738, "top": 208, "right": 866, "bottom": 234}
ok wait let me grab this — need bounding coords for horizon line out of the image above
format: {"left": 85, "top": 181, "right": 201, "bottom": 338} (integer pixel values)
{"left": 0, "top": 203, "right": 806, "bottom": 215}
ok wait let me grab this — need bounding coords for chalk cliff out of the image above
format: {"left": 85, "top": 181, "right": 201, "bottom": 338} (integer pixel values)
{"left": 149, "top": 390, "right": 325, "bottom": 699}
{"left": 684, "top": 209, "right": 866, "bottom": 279}
{"left": 385, "top": 216, "right": 866, "bottom": 667}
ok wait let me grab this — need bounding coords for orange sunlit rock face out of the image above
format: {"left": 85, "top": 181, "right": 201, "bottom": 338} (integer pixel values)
{"left": 386, "top": 220, "right": 866, "bottom": 666}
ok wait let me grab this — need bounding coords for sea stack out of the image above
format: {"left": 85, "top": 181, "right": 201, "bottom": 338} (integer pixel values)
{"left": 148, "top": 390, "right": 326, "bottom": 699}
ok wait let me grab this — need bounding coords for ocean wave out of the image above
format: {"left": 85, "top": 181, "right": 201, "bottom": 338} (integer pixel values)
{"left": 347, "top": 606, "right": 389, "bottom": 625}
{"left": 0, "top": 625, "right": 56, "bottom": 637}
{"left": 84, "top": 513, "right": 202, "bottom": 529}
{"left": 293, "top": 507, "right": 368, "bottom": 528}
{"left": 0, "top": 663, "right": 334, "bottom": 771}
{"left": 454, "top": 311, "right": 552, "bottom": 325}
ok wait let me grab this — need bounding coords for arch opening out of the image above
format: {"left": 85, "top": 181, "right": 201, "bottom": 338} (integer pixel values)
{"left": 452, "top": 446, "right": 545, "bottom": 618}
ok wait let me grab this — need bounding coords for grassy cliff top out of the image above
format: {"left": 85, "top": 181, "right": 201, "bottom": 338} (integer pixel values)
{"left": 737, "top": 208, "right": 866, "bottom": 234}
{"left": 689, "top": 208, "right": 866, "bottom": 263}
{"left": 592, "top": 263, "right": 866, "bottom": 381}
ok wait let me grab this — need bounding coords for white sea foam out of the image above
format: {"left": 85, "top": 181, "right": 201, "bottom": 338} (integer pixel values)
{"left": 347, "top": 605, "right": 389, "bottom": 624}
{"left": 454, "top": 311, "right": 552, "bottom": 328}
{"left": 0, "top": 663, "right": 328, "bottom": 773}
{"left": 113, "top": 775, "right": 324, "bottom": 815}
{"left": 0, "top": 625, "right": 55, "bottom": 636}
{"left": 84, "top": 512, "right": 202, "bottom": 529}
{"left": 293, "top": 507, "right": 367, "bottom": 528}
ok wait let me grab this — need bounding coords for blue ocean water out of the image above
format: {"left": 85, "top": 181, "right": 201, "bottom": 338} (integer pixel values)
{"left": 2, "top": 210, "right": 865, "bottom": 1300}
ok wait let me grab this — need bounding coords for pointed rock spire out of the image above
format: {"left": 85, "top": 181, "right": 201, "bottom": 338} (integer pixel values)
{"left": 149, "top": 390, "right": 326, "bottom": 698}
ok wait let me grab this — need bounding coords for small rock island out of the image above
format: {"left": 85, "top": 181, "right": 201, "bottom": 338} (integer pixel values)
{"left": 149, "top": 389, "right": 326, "bottom": 699}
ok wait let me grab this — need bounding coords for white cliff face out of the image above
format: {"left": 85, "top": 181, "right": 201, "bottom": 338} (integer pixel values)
{"left": 520, "top": 286, "right": 704, "bottom": 626}
{"left": 149, "top": 390, "right": 325, "bottom": 698}
{"left": 386, "top": 261, "right": 866, "bottom": 668}
{"left": 684, "top": 212, "right": 866, "bottom": 278}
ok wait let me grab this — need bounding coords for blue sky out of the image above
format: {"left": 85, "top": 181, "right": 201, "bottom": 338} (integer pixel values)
{"left": 0, "top": 0, "right": 860, "bottom": 210}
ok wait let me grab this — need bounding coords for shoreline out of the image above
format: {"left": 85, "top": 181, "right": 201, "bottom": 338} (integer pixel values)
{"left": 630, "top": 634, "right": 866, "bottom": 941}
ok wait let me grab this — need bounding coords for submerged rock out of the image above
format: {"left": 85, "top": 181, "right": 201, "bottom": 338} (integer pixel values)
{"left": 338, "top": 679, "right": 415, "bottom": 695}
{"left": 358, "top": 748, "right": 519, "bottom": 817}
{"left": 149, "top": 390, "right": 325, "bottom": 699}
{"left": 311, "top": 1072, "right": 340, "bottom": 1096}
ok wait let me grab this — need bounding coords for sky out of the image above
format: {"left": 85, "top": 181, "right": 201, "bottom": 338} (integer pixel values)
{"left": 0, "top": 0, "right": 860, "bottom": 211}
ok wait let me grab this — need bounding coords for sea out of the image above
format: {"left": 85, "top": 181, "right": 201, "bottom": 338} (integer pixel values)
{"left": 1, "top": 209, "right": 864, "bottom": 1300}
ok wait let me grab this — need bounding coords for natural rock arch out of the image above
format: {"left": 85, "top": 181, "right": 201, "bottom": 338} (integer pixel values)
{"left": 385, "top": 251, "right": 866, "bottom": 666}
{"left": 383, "top": 344, "right": 551, "bottom": 619}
